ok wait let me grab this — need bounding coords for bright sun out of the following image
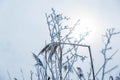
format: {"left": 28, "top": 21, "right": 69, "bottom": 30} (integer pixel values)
{"left": 68, "top": 12, "right": 102, "bottom": 44}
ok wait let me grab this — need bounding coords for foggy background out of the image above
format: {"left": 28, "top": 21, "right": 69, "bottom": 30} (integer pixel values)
{"left": 0, "top": 0, "right": 120, "bottom": 80}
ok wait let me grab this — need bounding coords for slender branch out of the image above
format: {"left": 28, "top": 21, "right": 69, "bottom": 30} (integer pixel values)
{"left": 95, "top": 49, "right": 119, "bottom": 76}
{"left": 104, "top": 65, "right": 118, "bottom": 74}
{"left": 63, "top": 56, "right": 75, "bottom": 80}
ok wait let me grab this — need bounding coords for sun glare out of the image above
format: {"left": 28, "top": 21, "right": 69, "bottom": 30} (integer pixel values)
{"left": 68, "top": 12, "right": 101, "bottom": 44}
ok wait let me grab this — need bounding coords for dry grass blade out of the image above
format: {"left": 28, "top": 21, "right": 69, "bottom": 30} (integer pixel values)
{"left": 48, "top": 42, "right": 61, "bottom": 61}
{"left": 38, "top": 43, "right": 51, "bottom": 56}
{"left": 38, "top": 42, "right": 61, "bottom": 63}
{"left": 38, "top": 42, "right": 60, "bottom": 56}
{"left": 53, "top": 43, "right": 59, "bottom": 53}
{"left": 33, "top": 53, "right": 43, "bottom": 67}
{"left": 41, "top": 44, "right": 50, "bottom": 53}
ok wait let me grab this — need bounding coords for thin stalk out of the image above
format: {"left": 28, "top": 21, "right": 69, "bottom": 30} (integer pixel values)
{"left": 88, "top": 46, "right": 95, "bottom": 80}
{"left": 45, "top": 51, "right": 47, "bottom": 80}
{"left": 30, "top": 71, "right": 33, "bottom": 80}
{"left": 59, "top": 50, "right": 62, "bottom": 80}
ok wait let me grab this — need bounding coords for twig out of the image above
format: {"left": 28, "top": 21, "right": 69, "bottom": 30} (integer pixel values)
{"left": 104, "top": 65, "right": 118, "bottom": 74}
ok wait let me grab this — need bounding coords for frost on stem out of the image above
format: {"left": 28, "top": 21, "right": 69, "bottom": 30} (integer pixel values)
{"left": 33, "top": 9, "right": 120, "bottom": 80}
{"left": 95, "top": 28, "right": 120, "bottom": 80}
{"left": 34, "top": 8, "right": 92, "bottom": 80}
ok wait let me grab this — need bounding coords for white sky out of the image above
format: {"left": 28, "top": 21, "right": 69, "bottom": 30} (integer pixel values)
{"left": 0, "top": 0, "right": 120, "bottom": 80}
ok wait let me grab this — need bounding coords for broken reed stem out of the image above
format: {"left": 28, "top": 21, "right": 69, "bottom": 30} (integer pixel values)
{"left": 59, "top": 42, "right": 95, "bottom": 80}
{"left": 61, "top": 42, "right": 95, "bottom": 80}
